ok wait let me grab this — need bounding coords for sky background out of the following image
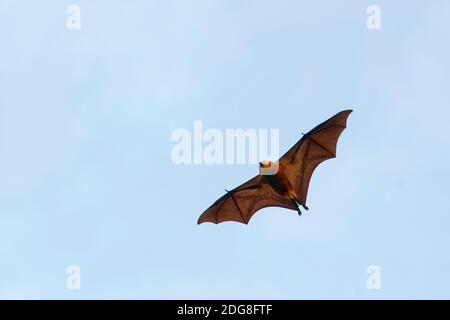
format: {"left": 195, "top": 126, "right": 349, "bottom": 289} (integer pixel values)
{"left": 1, "top": 0, "right": 450, "bottom": 299}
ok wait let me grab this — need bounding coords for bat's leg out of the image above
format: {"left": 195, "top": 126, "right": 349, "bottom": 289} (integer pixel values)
{"left": 290, "top": 198, "right": 302, "bottom": 216}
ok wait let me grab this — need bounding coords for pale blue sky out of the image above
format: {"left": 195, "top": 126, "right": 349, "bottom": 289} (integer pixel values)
{"left": 1, "top": 0, "right": 450, "bottom": 299}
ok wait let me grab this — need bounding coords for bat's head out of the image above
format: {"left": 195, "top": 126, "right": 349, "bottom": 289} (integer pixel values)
{"left": 259, "top": 160, "right": 280, "bottom": 175}
{"left": 259, "top": 160, "right": 273, "bottom": 169}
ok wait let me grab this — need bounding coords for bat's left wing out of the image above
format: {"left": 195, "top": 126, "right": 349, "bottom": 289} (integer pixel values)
{"left": 197, "top": 175, "right": 297, "bottom": 225}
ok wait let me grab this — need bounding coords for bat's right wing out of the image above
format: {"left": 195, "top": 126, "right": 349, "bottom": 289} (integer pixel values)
{"left": 279, "top": 110, "right": 352, "bottom": 207}
{"left": 197, "top": 175, "right": 297, "bottom": 225}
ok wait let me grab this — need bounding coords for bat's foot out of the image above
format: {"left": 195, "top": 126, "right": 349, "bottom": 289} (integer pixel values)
{"left": 290, "top": 198, "right": 303, "bottom": 216}
{"left": 302, "top": 205, "right": 309, "bottom": 211}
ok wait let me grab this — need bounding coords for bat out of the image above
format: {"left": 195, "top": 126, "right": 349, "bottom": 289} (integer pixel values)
{"left": 197, "top": 110, "right": 352, "bottom": 225}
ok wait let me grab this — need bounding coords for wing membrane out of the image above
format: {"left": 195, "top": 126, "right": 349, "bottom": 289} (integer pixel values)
{"left": 197, "top": 176, "right": 297, "bottom": 224}
{"left": 280, "top": 110, "right": 352, "bottom": 205}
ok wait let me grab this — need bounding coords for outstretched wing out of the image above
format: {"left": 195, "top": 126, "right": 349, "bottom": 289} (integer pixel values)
{"left": 279, "top": 110, "right": 352, "bottom": 206}
{"left": 197, "top": 175, "right": 297, "bottom": 225}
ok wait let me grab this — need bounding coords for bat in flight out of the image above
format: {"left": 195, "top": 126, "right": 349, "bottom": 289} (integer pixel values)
{"left": 197, "top": 110, "right": 352, "bottom": 225}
